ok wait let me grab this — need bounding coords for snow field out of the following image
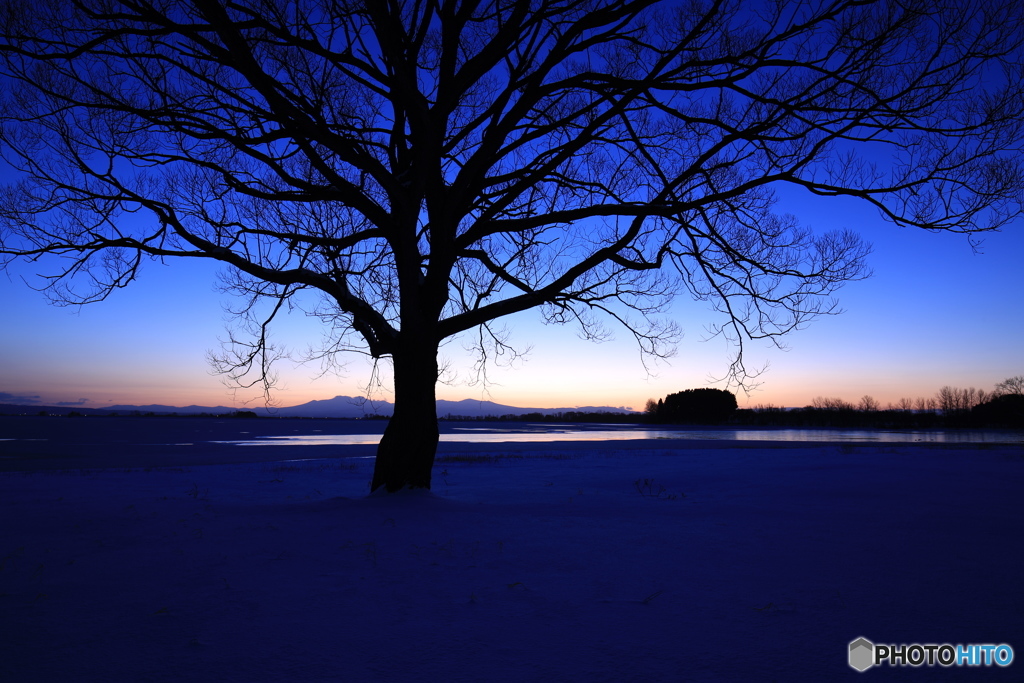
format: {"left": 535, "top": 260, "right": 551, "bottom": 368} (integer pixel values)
{"left": 2, "top": 443, "right": 1022, "bottom": 681}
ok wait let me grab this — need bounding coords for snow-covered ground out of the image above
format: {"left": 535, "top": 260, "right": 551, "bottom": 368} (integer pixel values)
{"left": 2, "top": 440, "right": 1022, "bottom": 681}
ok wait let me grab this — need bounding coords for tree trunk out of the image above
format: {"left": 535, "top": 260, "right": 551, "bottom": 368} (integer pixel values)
{"left": 371, "top": 337, "right": 439, "bottom": 492}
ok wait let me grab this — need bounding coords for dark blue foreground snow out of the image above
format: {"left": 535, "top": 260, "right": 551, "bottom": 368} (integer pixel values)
{"left": 1, "top": 434, "right": 1022, "bottom": 681}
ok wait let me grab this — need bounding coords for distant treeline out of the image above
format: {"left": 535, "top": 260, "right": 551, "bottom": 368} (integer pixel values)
{"left": 6, "top": 374, "right": 1023, "bottom": 429}
{"left": 732, "top": 401, "right": 1023, "bottom": 429}
{"left": 0, "top": 404, "right": 641, "bottom": 423}
{"left": 0, "top": 405, "right": 338, "bottom": 420}
{"left": 0, "top": 404, "right": 173, "bottom": 418}
{"left": 645, "top": 376, "right": 1024, "bottom": 429}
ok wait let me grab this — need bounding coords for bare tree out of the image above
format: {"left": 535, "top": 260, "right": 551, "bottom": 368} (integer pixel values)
{"left": 858, "top": 395, "right": 880, "bottom": 412}
{"left": 937, "top": 386, "right": 957, "bottom": 413}
{"left": 2, "top": 1, "right": 1023, "bottom": 491}
{"left": 995, "top": 376, "right": 1024, "bottom": 395}
{"left": 810, "top": 396, "right": 855, "bottom": 411}
{"left": 936, "top": 385, "right": 986, "bottom": 414}
{"left": 896, "top": 397, "right": 915, "bottom": 412}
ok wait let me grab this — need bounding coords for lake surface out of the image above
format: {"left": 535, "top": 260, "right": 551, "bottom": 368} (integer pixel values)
{"left": 219, "top": 425, "right": 1024, "bottom": 446}
{"left": 1, "top": 415, "right": 1021, "bottom": 471}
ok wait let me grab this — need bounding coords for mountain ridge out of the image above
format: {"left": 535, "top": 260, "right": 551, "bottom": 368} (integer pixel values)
{"left": 5, "top": 395, "right": 637, "bottom": 418}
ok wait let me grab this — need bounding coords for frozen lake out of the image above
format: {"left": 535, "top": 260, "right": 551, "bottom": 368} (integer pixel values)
{"left": 1, "top": 414, "right": 1021, "bottom": 471}
{"left": 220, "top": 425, "right": 1024, "bottom": 446}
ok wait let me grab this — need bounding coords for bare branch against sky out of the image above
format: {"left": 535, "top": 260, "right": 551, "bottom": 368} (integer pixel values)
{"left": 2, "top": 0, "right": 1022, "bottom": 490}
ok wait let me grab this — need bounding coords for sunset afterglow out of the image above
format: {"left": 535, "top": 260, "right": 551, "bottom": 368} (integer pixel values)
{"left": 3, "top": 188, "right": 1021, "bottom": 412}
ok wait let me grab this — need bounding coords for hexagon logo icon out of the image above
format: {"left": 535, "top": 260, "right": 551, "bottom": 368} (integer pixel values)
{"left": 849, "top": 637, "right": 874, "bottom": 672}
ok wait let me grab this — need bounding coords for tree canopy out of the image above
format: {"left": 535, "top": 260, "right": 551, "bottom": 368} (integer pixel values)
{"left": 650, "top": 387, "right": 738, "bottom": 424}
{"left": 2, "top": 0, "right": 1023, "bottom": 490}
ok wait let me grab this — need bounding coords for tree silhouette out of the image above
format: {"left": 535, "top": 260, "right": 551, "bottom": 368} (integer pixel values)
{"left": 973, "top": 393, "right": 1024, "bottom": 427}
{"left": 653, "top": 388, "right": 737, "bottom": 424}
{"left": 936, "top": 385, "right": 986, "bottom": 415}
{"left": 2, "top": 1, "right": 1023, "bottom": 490}
{"left": 995, "top": 376, "right": 1024, "bottom": 395}
{"left": 858, "top": 395, "right": 880, "bottom": 412}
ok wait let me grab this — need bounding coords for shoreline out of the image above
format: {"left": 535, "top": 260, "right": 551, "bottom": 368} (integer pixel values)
{"left": 2, "top": 413, "right": 1021, "bottom": 473}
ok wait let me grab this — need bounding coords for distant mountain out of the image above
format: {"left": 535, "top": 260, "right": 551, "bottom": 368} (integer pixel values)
{"left": 267, "top": 395, "right": 384, "bottom": 418}
{"left": 3, "top": 396, "right": 636, "bottom": 419}
{"left": 0, "top": 403, "right": 116, "bottom": 417}
{"left": 267, "top": 395, "right": 636, "bottom": 418}
{"left": 1, "top": 402, "right": 252, "bottom": 417}
{"left": 103, "top": 403, "right": 241, "bottom": 415}
{"left": 436, "top": 398, "right": 636, "bottom": 418}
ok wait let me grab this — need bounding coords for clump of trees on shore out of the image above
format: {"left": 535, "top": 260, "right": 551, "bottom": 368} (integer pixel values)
{"left": 705, "top": 376, "right": 1024, "bottom": 429}
{"left": 432, "top": 376, "right": 1024, "bottom": 427}
{"left": 644, "top": 388, "right": 738, "bottom": 425}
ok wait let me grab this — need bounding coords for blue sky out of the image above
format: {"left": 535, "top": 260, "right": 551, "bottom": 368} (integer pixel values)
{"left": 2, "top": 183, "right": 1022, "bottom": 412}
{"left": 2, "top": 2, "right": 1022, "bottom": 414}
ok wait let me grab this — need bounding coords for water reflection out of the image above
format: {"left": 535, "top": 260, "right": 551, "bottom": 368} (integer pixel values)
{"left": 215, "top": 427, "right": 1023, "bottom": 446}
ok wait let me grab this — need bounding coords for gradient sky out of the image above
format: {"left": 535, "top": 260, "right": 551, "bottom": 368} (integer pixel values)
{"left": 3, "top": 3, "right": 1023, "bottom": 414}
{"left": 3, "top": 179, "right": 1022, "bottom": 412}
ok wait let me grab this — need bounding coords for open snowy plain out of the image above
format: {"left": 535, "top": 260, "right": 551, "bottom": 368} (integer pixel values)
{"left": 1, "top": 417, "right": 1022, "bottom": 681}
